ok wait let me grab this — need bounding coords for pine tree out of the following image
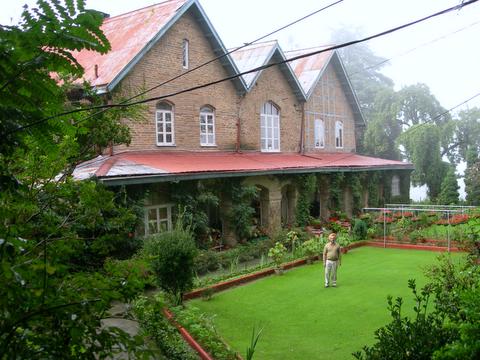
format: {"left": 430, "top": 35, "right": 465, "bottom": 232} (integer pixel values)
{"left": 437, "top": 166, "right": 459, "bottom": 205}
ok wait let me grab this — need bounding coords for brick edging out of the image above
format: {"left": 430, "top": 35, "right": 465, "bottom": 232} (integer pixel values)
{"left": 163, "top": 307, "right": 215, "bottom": 360}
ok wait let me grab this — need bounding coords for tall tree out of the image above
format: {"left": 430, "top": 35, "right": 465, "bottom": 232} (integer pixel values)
{"left": 330, "top": 28, "right": 394, "bottom": 119}
{"left": 0, "top": 1, "right": 143, "bottom": 357}
{"left": 398, "top": 124, "right": 448, "bottom": 200}
{"left": 363, "top": 88, "right": 402, "bottom": 160}
{"left": 437, "top": 166, "right": 460, "bottom": 205}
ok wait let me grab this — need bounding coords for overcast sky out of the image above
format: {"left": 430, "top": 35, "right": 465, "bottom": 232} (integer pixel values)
{"left": 2, "top": 0, "right": 480, "bottom": 111}
{"left": 2, "top": 0, "right": 479, "bottom": 199}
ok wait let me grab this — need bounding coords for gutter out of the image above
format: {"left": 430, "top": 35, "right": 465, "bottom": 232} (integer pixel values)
{"left": 99, "top": 164, "right": 414, "bottom": 186}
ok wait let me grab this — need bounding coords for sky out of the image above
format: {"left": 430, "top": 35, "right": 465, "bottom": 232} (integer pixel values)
{"left": 2, "top": 0, "right": 480, "bottom": 199}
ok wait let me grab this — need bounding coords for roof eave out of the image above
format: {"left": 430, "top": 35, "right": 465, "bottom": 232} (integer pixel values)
{"left": 99, "top": 164, "right": 414, "bottom": 186}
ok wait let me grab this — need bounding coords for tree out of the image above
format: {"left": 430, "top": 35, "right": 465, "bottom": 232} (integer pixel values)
{"left": 363, "top": 88, "right": 402, "bottom": 159}
{"left": 0, "top": 1, "right": 145, "bottom": 357}
{"left": 330, "top": 28, "right": 394, "bottom": 119}
{"left": 465, "top": 161, "right": 480, "bottom": 205}
{"left": 398, "top": 124, "right": 448, "bottom": 200}
{"left": 437, "top": 166, "right": 459, "bottom": 205}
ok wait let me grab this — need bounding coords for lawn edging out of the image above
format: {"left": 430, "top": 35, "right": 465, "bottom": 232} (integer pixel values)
{"left": 162, "top": 307, "right": 215, "bottom": 360}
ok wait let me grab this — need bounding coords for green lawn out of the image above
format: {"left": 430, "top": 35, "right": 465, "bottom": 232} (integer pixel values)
{"left": 189, "top": 247, "right": 464, "bottom": 360}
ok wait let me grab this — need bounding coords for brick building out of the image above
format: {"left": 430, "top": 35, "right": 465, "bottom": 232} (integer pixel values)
{"left": 73, "top": 0, "right": 413, "bottom": 245}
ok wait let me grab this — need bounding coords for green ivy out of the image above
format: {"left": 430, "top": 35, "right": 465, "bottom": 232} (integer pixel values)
{"left": 295, "top": 174, "right": 317, "bottom": 226}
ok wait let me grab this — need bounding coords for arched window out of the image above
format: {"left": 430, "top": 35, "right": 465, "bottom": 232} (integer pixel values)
{"left": 391, "top": 175, "right": 401, "bottom": 197}
{"left": 200, "top": 106, "right": 216, "bottom": 146}
{"left": 314, "top": 119, "right": 325, "bottom": 148}
{"left": 335, "top": 120, "right": 343, "bottom": 148}
{"left": 260, "top": 101, "right": 280, "bottom": 152}
{"left": 156, "top": 102, "right": 174, "bottom": 146}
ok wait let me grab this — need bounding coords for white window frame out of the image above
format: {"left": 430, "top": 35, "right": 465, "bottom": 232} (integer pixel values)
{"left": 144, "top": 204, "right": 173, "bottom": 236}
{"left": 314, "top": 119, "right": 325, "bottom": 149}
{"left": 199, "top": 106, "right": 216, "bottom": 146}
{"left": 260, "top": 101, "right": 280, "bottom": 152}
{"left": 335, "top": 120, "right": 343, "bottom": 149}
{"left": 182, "top": 39, "right": 189, "bottom": 69}
{"left": 156, "top": 102, "right": 175, "bottom": 146}
{"left": 391, "top": 175, "right": 401, "bottom": 197}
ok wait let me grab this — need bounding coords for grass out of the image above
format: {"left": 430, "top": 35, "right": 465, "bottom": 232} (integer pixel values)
{"left": 189, "top": 247, "right": 464, "bottom": 360}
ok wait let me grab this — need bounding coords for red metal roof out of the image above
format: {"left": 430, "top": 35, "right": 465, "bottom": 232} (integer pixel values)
{"left": 287, "top": 47, "right": 334, "bottom": 95}
{"left": 73, "top": 151, "right": 413, "bottom": 184}
{"left": 72, "top": 0, "right": 188, "bottom": 88}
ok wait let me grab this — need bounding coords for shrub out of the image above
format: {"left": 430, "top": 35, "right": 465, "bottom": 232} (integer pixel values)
{"left": 143, "top": 225, "right": 198, "bottom": 305}
{"left": 172, "top": 306, "right": 238, "bottom": 360}
{"left": 268, "top": 242, "right": 287, "bottom": 269}
{"left": 104, "top": 256, "right": 155, "bottom": 301}
{"left": 133, "top": 296, "right": 198, "bottom": 360}
{"left": 301, "top": 236, "right": 325, "bottom": 259}
{"left": 352, "top": 219, "right": 368, "bottom": 241}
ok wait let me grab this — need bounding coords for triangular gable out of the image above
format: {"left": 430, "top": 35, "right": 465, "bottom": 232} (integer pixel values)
{"left": 72, "top": 0, "right": 246, "bottom": 93}
{"left": 288, "top": 49, "right": 365, "bottom": 126}
{"left": 230, "top": 41, "right": 306, "bottom": 101}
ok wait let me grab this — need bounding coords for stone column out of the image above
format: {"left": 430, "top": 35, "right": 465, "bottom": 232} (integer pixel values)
{"left": 318, "top": 176, "right": 330, "bottom": 220}
{"left": 267, "top": 187, "right": 283, "bottom": 236}
{"left": 220, "top": 199, "right": 237, "bottom": 247}
{"left": 343, "top": 187, "right": 353, "bottom": 218}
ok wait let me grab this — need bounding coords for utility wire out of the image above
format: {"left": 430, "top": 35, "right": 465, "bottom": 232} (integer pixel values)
{"left": 10, "top": 0, "right": 479, "bottom": 134}
{"left": 37, "top": 0, "right": 343, "bottom": 130}
{"left": 401, "top": 91, "right": 480, "bottom": 136}
{"left": 348, "top": 19, "right": 480, "bottom": 78}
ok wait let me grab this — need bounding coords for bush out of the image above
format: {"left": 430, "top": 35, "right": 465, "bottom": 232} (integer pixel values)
{"left": 268, "top": 242, "right": 287, "bottom": 268}
{"left": 172, "top": 306, "right": 238, "bottom": 360}
{"left": 143, "top": 225, "right": 198, "bottom": 305}
{"left": 352, "top": 219, "right": 368, "bottom": 241}
{"left": 301, "top": 236, "right": 326, "bottom": 259}
{"left": 104, "top": 256, "right": 155, "bottom": 301}
{"left": 133, "top": 296, "right": 198, "bottom": 360}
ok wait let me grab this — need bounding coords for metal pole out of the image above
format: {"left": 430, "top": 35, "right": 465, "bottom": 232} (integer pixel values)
{"left": 447, "top": 210, "right": 451, "bottom": 253}
{"left": 383, "top": 208, "right": 386, "bottom": 248}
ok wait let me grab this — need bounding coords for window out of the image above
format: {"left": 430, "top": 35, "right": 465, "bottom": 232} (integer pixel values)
{"left": 144, "top": 204, "right": 173, "bottom": 236}
{"left": 314, "top": 119, "right": 325, "bottom": 148}
{"left": 335, "top": 120, "right": 343, "bottom": 148}
{"left": 156, "top": 102, "right": 174, "bottom": 146}
{"left": 391, "top": 175, "right": 401, "bottom": 197}
{"left": 200, "top": 106, "right": 216, "bottom": 146}
{"left": 182, "top": 39, "right": 189, "bottom": 69}
{"left": 260, "top": 101, "right": 280, "bottom": 152}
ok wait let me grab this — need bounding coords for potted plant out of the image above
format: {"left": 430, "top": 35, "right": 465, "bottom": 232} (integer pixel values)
{"left": 268, "top": 242, "right": 287, "bottom": 275}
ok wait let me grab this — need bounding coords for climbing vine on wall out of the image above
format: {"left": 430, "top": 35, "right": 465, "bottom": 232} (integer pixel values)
{"left": 218, "top": 178, "right": 257, "bottom": 240}
{"left": 345, "top": 172, "right": 364, "bottom": 214}
{"left": 295, "top": 174, "right": 317, "bottom": 226}
{"left": 329, "top": 172, "right": 345, "bottom": 211}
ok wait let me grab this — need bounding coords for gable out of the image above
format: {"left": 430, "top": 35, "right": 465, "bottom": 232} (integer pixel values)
{"left": 72, "top": 0, "right": 245, "bottom": 93}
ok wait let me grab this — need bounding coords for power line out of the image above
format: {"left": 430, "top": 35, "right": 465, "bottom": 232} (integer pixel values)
{"left": 401, "top": 91, "right": 480, "bottom": 136}
{"left": 57, "top": 0, "right": 344, "bottom": 129}
{"left": 10, "top": 0, "right": 479, "bottom": 134}
{"left": 348, "top": 19, "right": 480, "bottom": 78}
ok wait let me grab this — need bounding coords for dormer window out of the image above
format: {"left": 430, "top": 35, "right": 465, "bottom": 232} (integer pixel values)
{"left": 260, "top": 101, "right": 280, "bottom": 152}
{"left": 156, "top": 102, "right": 175, "bottom": 146}
{"left": 182, "top": 39, "right": 189, "bottom": 69}
{"left": 335, "top": 120, "right": 343, "bottom": 149}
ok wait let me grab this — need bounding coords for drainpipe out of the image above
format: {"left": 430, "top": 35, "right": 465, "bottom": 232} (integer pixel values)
{"left": 299, "top": 101, "right": 306, "bottom": 154}
{"left": 236, "top": 118, "right": 241, "bottom": 153}
{"left": 236, "top": 94, "right": 244, "bottom": 153}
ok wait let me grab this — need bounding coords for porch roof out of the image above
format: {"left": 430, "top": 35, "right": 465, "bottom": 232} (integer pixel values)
{"left": 73, "top": 151, "right": 413, "bottom": 186}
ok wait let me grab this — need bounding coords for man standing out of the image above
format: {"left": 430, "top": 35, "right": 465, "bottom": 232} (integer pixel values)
{"left": 323, "top": 232, "right": 341, "bottom": 288}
